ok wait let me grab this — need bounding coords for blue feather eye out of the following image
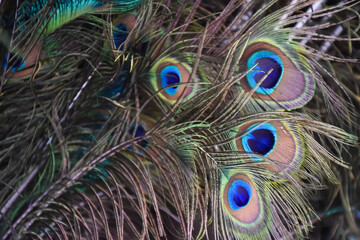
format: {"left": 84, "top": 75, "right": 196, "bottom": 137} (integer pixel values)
{"left": 242, "top": 123, "right": 277, "bottom": 157}
{"left": 3, "top": 53, "right": 26, "bottom": 72}
{"left": 112, "top": 15, "right": 137, "bottom": 50}
{"left": 239, "top": 41, "right": 315, "bottom": 110}
{"left": 150, "top": 57, "right": 199, "bottom": 104}
{"left": 160, "top": 65, "right": 181, "bottom": 95}
{"left": 129, "top": 124, "right": 149, "bottom": 149}
{"left": 113, "top": 24, "right": 129, "bottom": 50}
{"left": 128, "top": 115, "right": 156, "bottom": 150}
{"left": 222, "top": 174, "right": 268, "bottom": 235}
{"left": 247, "top": 51, "right": 283, "bottom": 94}
{"left": 2, "top": 44, "right": 41, "bottom": 79}
{"left": 235, "top": 121, "right": 305, "bottom": 173}
{"left": 228, "top": 180, "right": 253, "bottom": 210}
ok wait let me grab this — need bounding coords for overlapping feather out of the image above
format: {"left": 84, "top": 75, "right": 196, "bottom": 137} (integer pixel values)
{"left": 0, "top": 0, "right": 359, "bottom": 239}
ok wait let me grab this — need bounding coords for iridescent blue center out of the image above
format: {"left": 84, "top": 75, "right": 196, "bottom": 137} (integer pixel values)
{"left": 246, "top": 50, "right": 283, "bottom": 94}
{"left": 160, "top": 65, "right": 181, "bottom": 95}
{"left": 113, "top": 24, "right": 129, "bottom": 50}
{"left": 3, "top": 53, "right": 25, "bottom": 72}
{"left": 228, "top": 180, "right": 252, "bottom": 210}
{"left": 242, "top": 123, "right": 277, "bottom": 157}
{"left": 129, "top": 124, "right": 149, "bottom": 149}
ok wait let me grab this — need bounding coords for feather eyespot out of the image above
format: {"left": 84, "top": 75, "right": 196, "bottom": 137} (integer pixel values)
{"left": 239, "top": 41, "right": 315, "bottom": 110}
{"left": 221, "top": 173, "right": 272, "bottom": 238}
{"left": 235, "top": 120, "right": 304, "bottom": 173}
{"left": 112, "top": 15, "right": 137, "bottom": 50}
{"left": 242, "top": 122, "right": 276, "bottom": 156}
{"left": 114, "top": 24, "right": 130, "bottom": 50}
{"left": 2, "top": 44, "right": 41, "bottom": 79}
{"left": 150, "top": 57, "right": 197, "bottom": 104}
{"left": 128, "top": 115, "right": 157, "bottom": 150}
{"left": 3, "top": 53, "right": 26, "bottom": 72}
{"left": 129, "top": 123, "right": 149, "bottom": 149}
{"left": 222, "top": 174, "right": 267, "bottom": 227}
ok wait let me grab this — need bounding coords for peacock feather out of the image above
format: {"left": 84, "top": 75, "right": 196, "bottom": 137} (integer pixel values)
{"left": 0, "top": 0, "right": 359, "bottom": 239}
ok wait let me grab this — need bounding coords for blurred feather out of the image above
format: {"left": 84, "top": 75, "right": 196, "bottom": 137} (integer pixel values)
{"left": 0, "top": 0, "right": 359, "bottom": 239}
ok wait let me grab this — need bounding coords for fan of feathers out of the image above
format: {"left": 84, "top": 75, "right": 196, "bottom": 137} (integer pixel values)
{"left": 0, "top": 0, "right": 359, "bottom": 239}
